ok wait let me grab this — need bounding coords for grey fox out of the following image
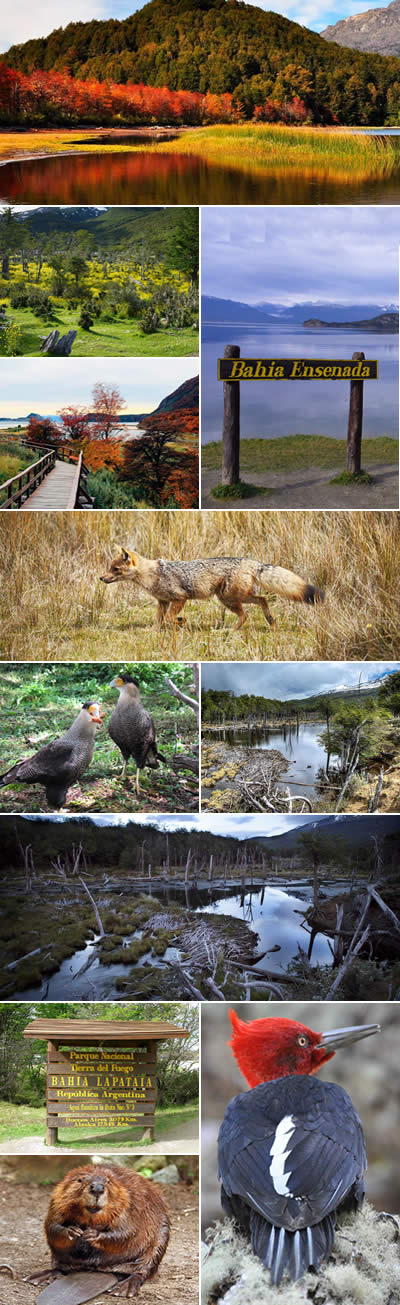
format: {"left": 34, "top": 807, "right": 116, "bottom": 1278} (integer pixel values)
{"left": 100, "top": 547, "right": 324, "bottom": 631}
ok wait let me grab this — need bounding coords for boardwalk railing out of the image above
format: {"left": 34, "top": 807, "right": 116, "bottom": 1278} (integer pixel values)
{"left": 0, "top": 441, "right": 94, "bottom": 509}
{"left": 66, "top": 451, "right": 94, "bottom": 508}
{"left": 0, "top": 450, "right": 56, "bottom": 509}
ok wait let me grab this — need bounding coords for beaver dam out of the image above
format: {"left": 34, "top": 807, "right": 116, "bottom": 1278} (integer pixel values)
{"left": 1, "top": 813, "right": 400, "bottom": 1002}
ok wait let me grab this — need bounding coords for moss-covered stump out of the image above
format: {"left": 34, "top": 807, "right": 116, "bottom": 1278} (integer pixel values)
{"left": 202, "top": 1205, "right": 400, "bottom": 1305}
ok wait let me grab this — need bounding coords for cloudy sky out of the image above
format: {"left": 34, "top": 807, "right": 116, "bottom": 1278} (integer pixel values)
{"left": 0, "top": 358, "right": 196, "bottom": 419}
{"left": 202, "top": 207, "right": 400, "bottom": 309}
{"left": 0, "top": 0, "right": 391, "bottom": 52}
{"left": 23, "top": 812, "right": 332, "bottom": 838}
{"left": 201, "top": 662, "right": 400, "bottom": 699}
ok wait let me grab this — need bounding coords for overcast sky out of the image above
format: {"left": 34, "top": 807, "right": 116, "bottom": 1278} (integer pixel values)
{"left": 202, "top": 207, "right": 400, "bottom": 308}
{"left": 201, "top": 662, "right": 400, "bottom": 699}
{"left": 24, "top": 813, "right": 331, "bottom": 838}
{"left": 0, "top": 358, "right": 196, "bottom": 419}
{"left": 0, "top": 0, "right": 391, "bottom": 53}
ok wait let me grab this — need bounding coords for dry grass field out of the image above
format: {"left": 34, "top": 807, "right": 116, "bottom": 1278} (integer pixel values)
{"left": 0, "top": 509, "right": 398, "bottom": 662}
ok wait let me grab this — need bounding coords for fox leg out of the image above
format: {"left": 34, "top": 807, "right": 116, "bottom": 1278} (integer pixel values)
{"left": 157, "top": 601, "right": 170, "bottom": 625}
{"left": 246, "top": 595, "right": 276, "bottom": 627}
{"left": 217, "top": 593, "right": 248, "bottom": 631}
{"left": 166, "top": 599, "right": 187, "bottom": 622}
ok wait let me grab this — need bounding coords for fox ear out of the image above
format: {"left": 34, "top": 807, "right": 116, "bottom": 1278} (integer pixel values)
{"left": 119, "top": 546, "right": 131, "bottom": 561}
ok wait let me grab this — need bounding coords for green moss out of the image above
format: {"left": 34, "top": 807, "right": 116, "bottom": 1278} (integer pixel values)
{"left": 330, "top": 468, "right": 374, "bottom": 485}
{"left": 210, "top": 480, "right": 270, "bottom": 500}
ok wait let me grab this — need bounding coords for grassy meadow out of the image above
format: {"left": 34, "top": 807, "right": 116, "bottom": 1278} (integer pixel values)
{"left": 0, "top": 249, "right": 198, "bottom": 358}
{"left": 0, "top": 1099, "right": 198, "bottom": 1148}
{"left": 0, "top": 126, "right": 396, "bottom": 185}
{"left": 0, "top": 510, "right": 398, "bottom": 663}
{"left": 0, "top": 437, "right": 39, "bottom": 483}
{"left": 202, "top": 434, "right": 398, "bottom": 473}
{"left": 0, "top": 662, "right": 199, "bottom": 813}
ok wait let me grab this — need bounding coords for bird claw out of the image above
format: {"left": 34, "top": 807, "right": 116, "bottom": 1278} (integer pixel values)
{"left": 376, "top": 1211, "right": 400, "bottom": 1239}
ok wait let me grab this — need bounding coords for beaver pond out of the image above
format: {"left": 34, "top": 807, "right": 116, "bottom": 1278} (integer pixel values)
{"left": 202, "top": 723, "right": 328, "bottom": 810}
{"left": 4, "top": 147, "right": 400, "bottom": 205}
{"left": 2, "top": 871, "right": 391, "bottom": 1004}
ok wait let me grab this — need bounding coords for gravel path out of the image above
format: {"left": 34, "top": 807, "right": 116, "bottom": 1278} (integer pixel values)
{"left": 0, "top": 1117, "right": 198, "bottom": 1156}
{"left": 201, "top": 462, "right": 398, "bottom": 508}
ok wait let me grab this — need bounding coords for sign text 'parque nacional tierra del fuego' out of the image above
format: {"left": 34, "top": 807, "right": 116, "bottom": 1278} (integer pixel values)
{"left": 23, "top": 1016, "right": 190, "bottom": 1144}
{"left": 218, "top": 357, "right": 379, "bottom": 380}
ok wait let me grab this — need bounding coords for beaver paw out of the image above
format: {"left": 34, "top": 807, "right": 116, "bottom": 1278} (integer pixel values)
{"left": 110, "top": 1276, "right": 141, "bottom": 1298}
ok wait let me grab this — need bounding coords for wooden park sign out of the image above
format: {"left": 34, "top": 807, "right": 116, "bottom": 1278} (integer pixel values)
{"left": 218, "top": 343, "right": 379, "bottom": 484}
{"left": 23, "top": 1017, "right": 189, "bottom": 1145}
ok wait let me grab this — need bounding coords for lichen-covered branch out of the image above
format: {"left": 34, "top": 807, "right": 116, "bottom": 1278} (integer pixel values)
{"left": 202, "top": 1204, "right": 400, "bottom": 1305}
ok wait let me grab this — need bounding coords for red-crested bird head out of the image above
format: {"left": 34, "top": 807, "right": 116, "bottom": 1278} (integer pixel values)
{"left": 228, "top": 1009, "right": 380, "bottom": 1087}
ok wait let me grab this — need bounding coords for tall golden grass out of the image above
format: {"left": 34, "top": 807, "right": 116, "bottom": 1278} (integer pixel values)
{"left": 0, "top": 510, "right": 398, "bottom": 662}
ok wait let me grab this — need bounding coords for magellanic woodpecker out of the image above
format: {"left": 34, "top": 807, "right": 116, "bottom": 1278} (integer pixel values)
{"left": 0, "top": 702, "right": 105, "bottom": 811}
{"left": 218, "top": 1009, "right": 381, "bottom": 1286}
{"left": 108, "top": 673, "right": 166, "bottom": 795}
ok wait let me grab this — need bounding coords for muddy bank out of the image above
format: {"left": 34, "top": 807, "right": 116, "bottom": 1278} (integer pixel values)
{"left": 201, "top": 741, "right": 289, "bottom": 811}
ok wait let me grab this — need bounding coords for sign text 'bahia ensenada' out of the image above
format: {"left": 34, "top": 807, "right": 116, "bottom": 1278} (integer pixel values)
{"left": 218, "top": 358, "right": 379, "bottom": 381}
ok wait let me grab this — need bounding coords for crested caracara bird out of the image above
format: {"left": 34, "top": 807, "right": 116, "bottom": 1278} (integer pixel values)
{"left": 0, "top": 702, "right": 105, "bottom": 810}
{"left": 218, "top": 1009, "right": 380, "bottom": 1286}
{"left": 108, "top": 673, "right": 165, "bottom": 795}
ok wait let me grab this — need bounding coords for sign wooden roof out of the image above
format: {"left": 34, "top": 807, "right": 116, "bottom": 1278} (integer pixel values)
{"left": 23, "top": 1018, "right": 189, "bottom": 1044}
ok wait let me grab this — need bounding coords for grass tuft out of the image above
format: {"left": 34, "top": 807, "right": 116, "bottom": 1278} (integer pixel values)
{"left": 210, "top": 480, "right": 270, "bottom": 500}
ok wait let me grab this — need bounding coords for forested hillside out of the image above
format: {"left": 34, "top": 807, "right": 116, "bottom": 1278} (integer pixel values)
{"left": 3, "top": 0, "right": 400, "bottom": 124}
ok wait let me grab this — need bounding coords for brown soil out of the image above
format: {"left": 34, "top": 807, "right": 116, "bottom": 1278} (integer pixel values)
{"left": 0, "top": 1179, "right": 198, "bottom": 1305}
{"left": 342, "top": 758, "right": 400, "bottom": 812}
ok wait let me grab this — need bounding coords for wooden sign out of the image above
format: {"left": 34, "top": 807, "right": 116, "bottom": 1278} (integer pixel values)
{"left": 46, "top": 1043, "right": 157, "bottom": 1137}
{"left": 218, "top": 357, "right": 379, "bottom": 381}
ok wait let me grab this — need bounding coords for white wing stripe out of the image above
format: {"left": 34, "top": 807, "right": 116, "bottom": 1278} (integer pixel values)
{"left": 269, "top": 1114, "right": 296, "bottom": 1197}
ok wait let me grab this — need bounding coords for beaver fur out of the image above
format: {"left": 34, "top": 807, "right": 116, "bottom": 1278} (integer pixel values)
{"left": 44, "top": 1163, "right": 170, "bottom": 1297}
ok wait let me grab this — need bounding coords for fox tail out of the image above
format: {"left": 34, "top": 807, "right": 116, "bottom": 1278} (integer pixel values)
{"left": 261, "top": 565, "right": 324, "bottom": 605}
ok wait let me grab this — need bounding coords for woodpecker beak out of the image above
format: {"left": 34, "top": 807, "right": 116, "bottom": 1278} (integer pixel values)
{"left": 316, "top": 1023, "right": 380, "bottom": 1053}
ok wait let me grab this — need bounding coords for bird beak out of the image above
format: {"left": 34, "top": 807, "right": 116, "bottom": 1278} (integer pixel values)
{"left": 88, "top": 705, "right": 106, "bottom": 725}
{"left": 110, "top": 677, "right": 123, "bottom": 688}
{"left": 316, "top": 1023, "right": 380, "bottom": 1053}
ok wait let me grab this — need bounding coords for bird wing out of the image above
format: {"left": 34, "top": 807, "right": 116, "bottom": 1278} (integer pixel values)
{"left": 218, "top": 1075, "right": 366, "bottom": 1232}
{"left": 3, "top": 739, "right": 77, "bottom": 785}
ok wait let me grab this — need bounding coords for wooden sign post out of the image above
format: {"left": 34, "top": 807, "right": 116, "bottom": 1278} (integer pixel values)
{"left": 218, "top": 345, "right": 378, "bottom": 487}
{"left": 23, "top": 1017, "right": 190, "bottom": 1146}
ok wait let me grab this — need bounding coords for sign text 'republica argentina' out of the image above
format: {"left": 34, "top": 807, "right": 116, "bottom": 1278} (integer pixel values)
{"left": 218, "top": 358, "right": 379, "bottom": 381}
{"left": 47, "top": 1046, "right": 156, "bottom": 1127}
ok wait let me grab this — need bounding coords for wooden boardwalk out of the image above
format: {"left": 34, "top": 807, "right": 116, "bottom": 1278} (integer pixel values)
{"left": 20, "top": 460, "right": 79, "bottom": 509}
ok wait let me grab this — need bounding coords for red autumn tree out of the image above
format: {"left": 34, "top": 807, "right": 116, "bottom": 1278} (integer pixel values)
{"left": 57, "top": 405, "right": 92, "bottom": 442}
{"left": 25, "top": 416, "right": 61, "bottom": 448}
{"left": 92, "top": 382, "right": 126, "bottom": 440}
{"left": 122, "top": 429, "right": 198, "bottom": 507}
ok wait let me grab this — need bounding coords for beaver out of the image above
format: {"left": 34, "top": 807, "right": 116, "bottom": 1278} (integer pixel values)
{"left": 44, "top": 1163, "right": 170, "bottom": 1297}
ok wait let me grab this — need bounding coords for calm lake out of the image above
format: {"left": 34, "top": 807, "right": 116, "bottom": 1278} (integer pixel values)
{"left": 203, "top": 722, "right": 327, "bottom": 802}
{"left": 11, "top": 877, "right": 337, "bottom": 999}
{"left": 202, "top": 324, "right": 397, "bottom": 441}
{"left": 3, "top": 147, "right": 400, "bottom": 205}
{"left": 196, "top": 881, "right": 336, "bottom": 969}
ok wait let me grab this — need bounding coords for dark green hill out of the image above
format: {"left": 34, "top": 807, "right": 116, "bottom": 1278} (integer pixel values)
{"left": 12, "top": 205, "right": 187, "bottom": 260}
{"left": 4, "top": 0, "right": 400, "bottom": 123}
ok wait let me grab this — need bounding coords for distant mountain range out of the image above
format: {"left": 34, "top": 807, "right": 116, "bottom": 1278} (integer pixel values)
{"left": 3, "top": 205, "right": 185, "bottom": 262}
{"left": 248, "top": 813, "right": 400, "bottom": 854}
{"left": 322, "top": 0, "right": 400, "bottom": 55}
{"left": 203, "top": 296, "right": 398, "bottom": 328}
{"left": 1, "top": 376, "right": 198, "bottom": 425}
{"left": 304, "top": 312, "right": 398, "bottom": 332}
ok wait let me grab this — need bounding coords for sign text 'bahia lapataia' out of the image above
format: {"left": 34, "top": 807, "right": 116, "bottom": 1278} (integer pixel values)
{"left": 218, "top": 358, "right": 379, "bottom": 381}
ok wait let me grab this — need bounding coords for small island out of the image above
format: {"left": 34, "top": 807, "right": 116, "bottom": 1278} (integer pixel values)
{"left": 304, "top": 312, "right": 399, "bottom": 331}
